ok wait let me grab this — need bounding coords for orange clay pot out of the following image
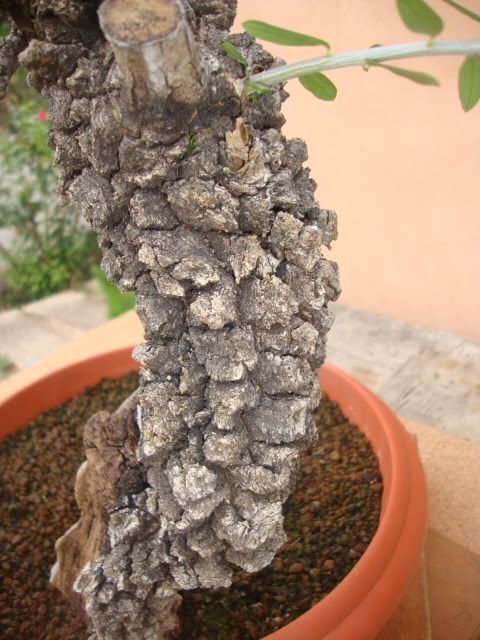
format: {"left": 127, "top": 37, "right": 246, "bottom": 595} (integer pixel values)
{"left": 0, "top": 347, "right": 427, "bottom": 640}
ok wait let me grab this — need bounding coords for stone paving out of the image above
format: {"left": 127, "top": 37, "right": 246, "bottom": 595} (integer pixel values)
{"left": 0, "top": 287, "right": 478, "bottom": 444}
{"left": 0, "top": 281, "right": 107, "bottom": 375}
{"left": 328, "top": 303, "right": 480, "bottom": 444}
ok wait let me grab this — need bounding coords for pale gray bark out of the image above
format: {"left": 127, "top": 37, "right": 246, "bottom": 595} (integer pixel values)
{"left": 0, "top": 1, "right": 340, "bottom": 638}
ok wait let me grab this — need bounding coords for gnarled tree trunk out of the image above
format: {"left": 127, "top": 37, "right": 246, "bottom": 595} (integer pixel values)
{"left": 0, "top": 1, "right": 340, "bottom": 637}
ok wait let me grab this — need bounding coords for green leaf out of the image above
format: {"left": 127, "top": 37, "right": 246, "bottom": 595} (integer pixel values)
{"left": 367, "top": 61, "right": 440, "bottom": 85}
{"left": 220, "top": 42, "right": 248, "bottom": 67}
{"left": 242, "top": 20, "right": 330, "bottom": 48}
{"left": 396, "top": 0, "right": 444, "bottom": 36}
{"left": 442, "top": 0, "right": 480, "bottom": 23}
{"left": 458, "top": 55, "right": 480, "bottom": 111}
{"left": 299, "top": 73, "right": 337, "bottom": 101}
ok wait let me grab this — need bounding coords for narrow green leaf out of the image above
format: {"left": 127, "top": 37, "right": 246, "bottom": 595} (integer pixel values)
{"left": 220, "top": 42, "right": 248, "bottom": 67}
{"left": 242, "top": 20, "right": 330, "bottom": 48}
{"left": 299, "top": 73, "right": 337, "bottom": 101}
{"left": 368, "top": 61, "right": 440, "bottom": 85}
{"left": 442, "top": 0, "right": 480, "bottom": 23}
{"left": 458, "top": 55, "right": 480, "bottom": 111}
{"left": 396, "top": 0, "right": 444, "bottom": 36}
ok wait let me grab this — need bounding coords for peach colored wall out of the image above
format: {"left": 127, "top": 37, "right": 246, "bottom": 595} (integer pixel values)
{"left": 234, "top": 1, "right": 480, "bottom": 338}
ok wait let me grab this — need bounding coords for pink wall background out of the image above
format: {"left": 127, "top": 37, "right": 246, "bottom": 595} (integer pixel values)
{"left": 234, "top": 1, "right": 480, "bottom": 338}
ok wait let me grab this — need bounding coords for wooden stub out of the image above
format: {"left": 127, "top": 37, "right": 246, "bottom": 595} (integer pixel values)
{"left": 98, "top": 0, "right": 206, "bottom": 107}
{"left": 100, "top": 0, "right": 179, "bottom": 43}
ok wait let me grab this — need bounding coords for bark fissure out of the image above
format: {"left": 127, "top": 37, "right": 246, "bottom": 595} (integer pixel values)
{"left": 1, "top": 1, "right": 340, "bottom": 638}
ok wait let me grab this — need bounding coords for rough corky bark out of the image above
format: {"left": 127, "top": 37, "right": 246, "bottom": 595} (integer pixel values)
{"left": 0, "top": 23, "right": 27, "bottom": 98}
{"left": 1, "top": 0, "right": 340, "bottom": 638}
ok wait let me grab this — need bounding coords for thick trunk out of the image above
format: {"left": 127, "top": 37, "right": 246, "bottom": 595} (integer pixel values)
{"left": 0, "top": 0, "right": 340, "bottom": 638}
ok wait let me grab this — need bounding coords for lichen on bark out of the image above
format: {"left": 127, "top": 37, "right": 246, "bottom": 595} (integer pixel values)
{"left": 0, "top": 0, "right": 340, "bottom": 637}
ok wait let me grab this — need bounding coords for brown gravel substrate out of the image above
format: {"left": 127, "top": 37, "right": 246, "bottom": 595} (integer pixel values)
{"left": 0, "top": 373, "right": 382, "bottom": 640}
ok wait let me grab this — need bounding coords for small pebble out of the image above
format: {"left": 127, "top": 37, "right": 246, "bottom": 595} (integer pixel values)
{"left": 272, "top": 559, "right": 283, "bottom": 572}
{"left": 288, "top": 562, "right": 304, "bottom": 574}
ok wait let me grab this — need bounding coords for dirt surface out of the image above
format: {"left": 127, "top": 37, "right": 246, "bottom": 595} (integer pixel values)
{"left": 0, "top": 373, "right": 381, "bottom": 639}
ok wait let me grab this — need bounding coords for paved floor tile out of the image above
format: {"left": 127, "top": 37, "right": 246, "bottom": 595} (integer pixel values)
{"left": 0, "top": 309, "right": 74, "bottom": 369}
{"left": 328, "top": 304, "right": 480, "bottom": 444}
{"left": 23, "top": 288, "right": 108, "bottom": 331}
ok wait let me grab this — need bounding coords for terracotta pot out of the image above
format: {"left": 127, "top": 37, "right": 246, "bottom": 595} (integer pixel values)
{"left": 0, "top": 347, "right": 427, "bottom": 640}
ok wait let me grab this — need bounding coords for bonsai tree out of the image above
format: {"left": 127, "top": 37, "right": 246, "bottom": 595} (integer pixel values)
{"left": 0, "top": 0, "right": 478, "bottom": 638}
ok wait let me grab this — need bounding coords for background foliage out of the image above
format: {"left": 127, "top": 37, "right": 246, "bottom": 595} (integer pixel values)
{"left": 91, "top": 266, "right": 135, "bottom": 319}
{"left": 0, "top": 17, "right": 100, "bottom": 307}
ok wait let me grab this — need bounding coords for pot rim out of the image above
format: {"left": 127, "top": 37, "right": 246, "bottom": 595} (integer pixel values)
{"left": 267, "top": 363, "right": 427, "bottom": 639}
{"left": 0, "top": 347, "right": 427, "bottom": 640}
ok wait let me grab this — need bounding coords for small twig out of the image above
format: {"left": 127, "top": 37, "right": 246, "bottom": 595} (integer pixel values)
{"left": 286, "top": 536, "right": 302, "bottom": 550}
{"left": 238, "top": 38, "right": 480, "bottom": 93}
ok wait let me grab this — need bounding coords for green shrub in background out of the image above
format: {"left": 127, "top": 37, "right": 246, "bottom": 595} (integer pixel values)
{"left": 91, "top": 266, "right": 135, "bottom": 319}
{"left": 0, "top": 29, "right": 100, "bottom": 307}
